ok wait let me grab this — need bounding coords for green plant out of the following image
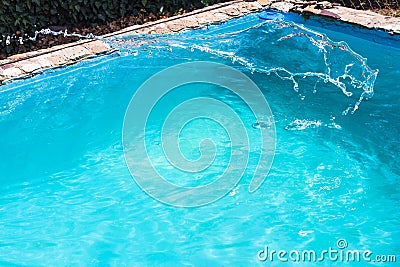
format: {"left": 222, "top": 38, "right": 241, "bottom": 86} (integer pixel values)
{"left": 0, "top": 0, "right": 230, "bottom": 56}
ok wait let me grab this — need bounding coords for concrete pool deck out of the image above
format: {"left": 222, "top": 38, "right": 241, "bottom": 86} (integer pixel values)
{"left": 0, "top": 0, "right": 399, "bottom": 84}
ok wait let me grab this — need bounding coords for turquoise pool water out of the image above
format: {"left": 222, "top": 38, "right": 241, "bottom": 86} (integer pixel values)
{"left": 0, "top": 12, "right": 399, "bottom": 265}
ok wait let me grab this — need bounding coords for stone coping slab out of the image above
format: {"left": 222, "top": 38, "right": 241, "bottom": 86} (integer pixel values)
{"left": 0, "top": 0, "right": 399, "bottom": 84}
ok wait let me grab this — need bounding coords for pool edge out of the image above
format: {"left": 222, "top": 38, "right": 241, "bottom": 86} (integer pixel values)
{"left": 0, "top": 0, "right": 399, "bottom": 85}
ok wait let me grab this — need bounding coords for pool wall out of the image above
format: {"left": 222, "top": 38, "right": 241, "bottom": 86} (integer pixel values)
{"left": 0, "top": 0, "right": 399, "bottom": 84}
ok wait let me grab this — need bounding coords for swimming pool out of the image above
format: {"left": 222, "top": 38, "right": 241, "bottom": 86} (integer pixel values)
{"left": 0, "top": 11, "right": 399, "bottom": 265}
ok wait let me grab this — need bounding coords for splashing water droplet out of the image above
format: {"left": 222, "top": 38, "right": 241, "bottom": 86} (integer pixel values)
{"left": 285, "top": 119, "right": 322, "bottom": 131}
{"left": 252, "top": 116, "right": 274, "bottom": 129}
{"left": 298, "top": 229, "right": 314, "bottom": 237}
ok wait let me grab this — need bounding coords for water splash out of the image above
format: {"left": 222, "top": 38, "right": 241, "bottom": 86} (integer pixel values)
{"left": 284, "top": 116, "right": 342, "bottom": 131}
{"left": 105, "top": 18, "right": 378, "bottom": 115}
{"left": 252, "top": 116, "right": 274, "bottom": 129}
{"left": 21, "top": 15, "right": 378, "bottom": 115}
{"left": 1, "top": 28, "right": 101, "bottom": 47}
{"left": 29, "top": 28, "right": 99, "bottom": 41}
{"left": 285, "top": 119, "right": 322, "bottom": 131}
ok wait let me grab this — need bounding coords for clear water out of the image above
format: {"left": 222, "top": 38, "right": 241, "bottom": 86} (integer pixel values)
{"left": 0, "top": 12, "right": 399, "bottom": 265}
